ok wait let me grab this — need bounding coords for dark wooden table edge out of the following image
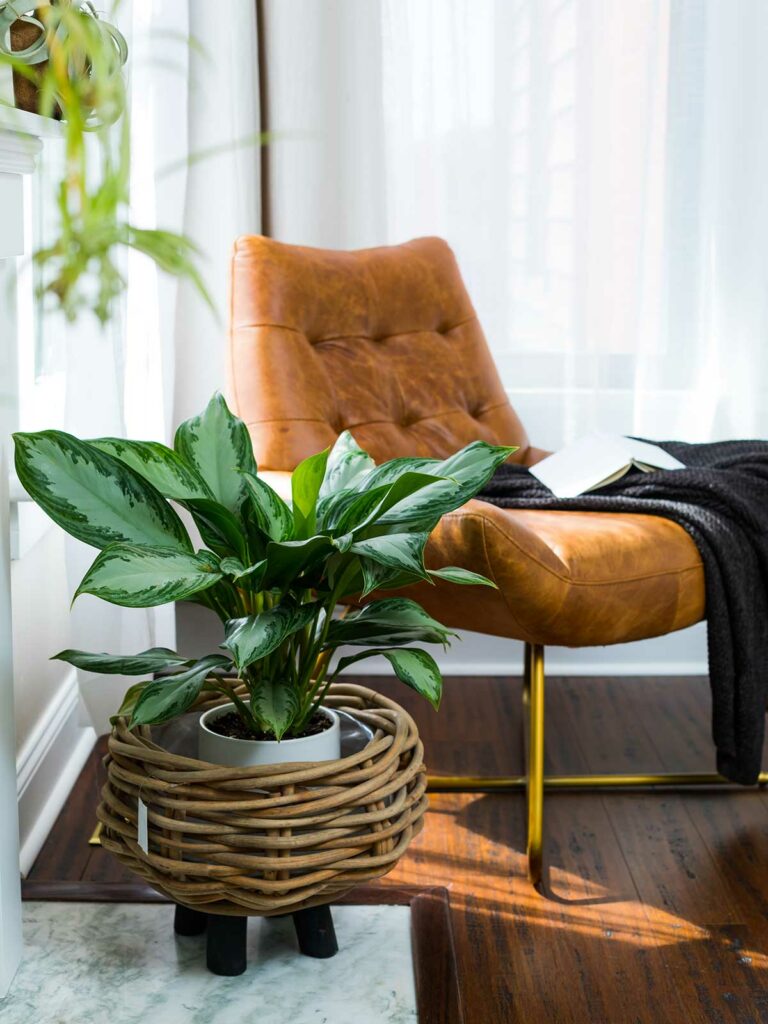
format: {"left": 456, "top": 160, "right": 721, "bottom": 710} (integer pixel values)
{"left": 21, "top": 881, "right": 464, "bottom": 1024}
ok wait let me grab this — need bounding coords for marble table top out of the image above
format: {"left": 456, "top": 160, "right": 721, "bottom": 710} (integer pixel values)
{"left": 2, "top": 901, "right": 417, "bottom": 1024}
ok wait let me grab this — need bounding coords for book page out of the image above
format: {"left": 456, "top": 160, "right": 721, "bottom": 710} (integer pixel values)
{"left": 529, "top": 434, "right": 685, "bottom": 498}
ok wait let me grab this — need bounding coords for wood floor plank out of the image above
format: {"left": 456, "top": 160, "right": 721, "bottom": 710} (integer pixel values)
{"left": 25, "top": 673, "right": 768, "bottom": 1024}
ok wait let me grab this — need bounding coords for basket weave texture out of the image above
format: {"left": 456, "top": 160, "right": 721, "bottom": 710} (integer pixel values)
{"left": 98, "top": 684, "right": 427, "bottom": 916}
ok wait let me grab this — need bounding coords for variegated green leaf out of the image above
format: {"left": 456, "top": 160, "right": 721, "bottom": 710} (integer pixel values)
{"left": 428, "top": 566, "right": 498, "bottom": 588}
{"left": 88, "top": 438, "right": 211, "bottom": 500}
{"left": 324, "top": 597, "right": 455, "bottom": 648}
{"left": 359, "top": 456, "right": 439, "bottom": 491}
{"left": 351, "top": 533, "right": 430, "bottom": 596}
{"left": 224, "top": 603, "right": 318, "bottom": 670}
{"left": 53, "top": 647, "right": 190, "bottom": 674}
{"left": 130, "top": 654, "right": 232, "bottom": 727}
{"left": 351, "top": 532, "right": 429, "bottom": 575}
{"left": 219, "top": 556, "right": 267, "bottom": 587}
{"left": 111, "top": 681, "right": 147, "bottom": 725}
{"left": 376, "top": 442, "right": 516, "bottom": 527}
{"left": 174, "top": 393, "right": 256, "bottom": 519}
{"left": 13, "top": 430, "right": 192, "bottom": 552}
{"left": 241, "top": 471, "right": 293, "bottom": 541}
{"left": 182, "top": 497, "right": 249, "bottom": 563}
{"left": 334, "top": 647, "right": 443, "bottom": 709}
{"left": 75, "top": 544, "right": 223, "bottom": 607}
{"left": 326, "top": 472, "right": 443, "bottom": 535}
{"left": 250, "top": 678, "right": 300, "bottom": 740}
{"left": 319, "top": 431, "right": 375, "bottom": 498}
{"left": 260, "top": 536, "right": 336, "bottom": 590}
{"left": 292, "top": 448, "right": 330, "bottom": 537}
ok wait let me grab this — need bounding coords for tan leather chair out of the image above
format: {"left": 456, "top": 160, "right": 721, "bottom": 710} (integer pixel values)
{"left": 228, "top": 234, "right": 711, "bottom": 887}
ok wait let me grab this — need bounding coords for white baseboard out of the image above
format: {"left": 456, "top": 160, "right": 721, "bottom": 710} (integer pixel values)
{"left": 16, "top": 669, "right": 96, "bottom": 877}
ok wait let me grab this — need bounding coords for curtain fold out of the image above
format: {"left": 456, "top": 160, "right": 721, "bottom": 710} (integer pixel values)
{"left": 75, "top": 0, "right": 261, "bottom": 731}
{"left": 262, "top": 0, "right": 768, "bottom": 449}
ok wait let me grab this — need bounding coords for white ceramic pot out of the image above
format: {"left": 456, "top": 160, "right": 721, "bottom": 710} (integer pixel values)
{"left": 198, "top": 702, "right": 341, "bottom": 768}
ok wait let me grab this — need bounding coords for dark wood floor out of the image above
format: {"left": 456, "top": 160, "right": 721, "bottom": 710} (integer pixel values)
{"left": 27, "top": 673, "right": 768, "bottom": 1024}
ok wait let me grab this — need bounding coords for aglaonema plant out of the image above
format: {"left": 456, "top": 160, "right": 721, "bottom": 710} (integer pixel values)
{"left": 13, "top": 394, "right": 515, "bottom": 740}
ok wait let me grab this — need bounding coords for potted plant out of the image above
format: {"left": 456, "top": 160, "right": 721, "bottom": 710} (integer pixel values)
{"left": 14, "top": 393, "right": 515, "bottom": 765}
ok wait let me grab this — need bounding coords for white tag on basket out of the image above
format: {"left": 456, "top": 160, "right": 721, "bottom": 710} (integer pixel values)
{"left": 137, "top": 796, "right": 149, "bottom": 854}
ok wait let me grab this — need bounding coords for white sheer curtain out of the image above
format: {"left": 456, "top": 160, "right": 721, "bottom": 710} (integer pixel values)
{"left": 74, "top": 0, "right": 260, "bottom": 730}
{"left": 379, "top": 0, "right": 768, "bottom": 448}
{"left": 266, "top": 0, "right": 768, "bottom": 450}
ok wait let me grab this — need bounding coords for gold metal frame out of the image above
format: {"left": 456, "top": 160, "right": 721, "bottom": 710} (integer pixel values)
{"left": 427, "top": 642, "right": 768, "bottom": 889}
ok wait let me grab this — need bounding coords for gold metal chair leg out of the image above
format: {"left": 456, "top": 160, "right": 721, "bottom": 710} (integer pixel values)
{"left": 524, "top": 643, "right": 545, "bottom": 887}
{"left": 425, "top": 642, "right": 768, "bottom": 890}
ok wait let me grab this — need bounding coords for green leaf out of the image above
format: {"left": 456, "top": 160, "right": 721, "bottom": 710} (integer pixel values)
{"left": 377, "top": 442, "right": 516, "bottom": 528}
{"left": 111, "top": 681, "right": 147, "bottom": 725}
{"left": 53, "top": 647, "right": 190, "bottom": 675}
{"left": 319, "top": 431, "right": 375, "bottom": 498}
{"left": 292, "top": 448, "right": 330, "bottom": 537}
{"left": 351, "top": 533, "right": 430, "bottom": 597}
{"left": 334, "top": 647, "right": 443, "bottom": 710}
{"left": 75, "top": 544, "right": 223, "bottom": 608}
{"left": 88, "top": 438, "right": 211, "bottom": 500}
{"left": 241, "top": 472, "right": 293, "bottom": 542}
{"left": 224, "top": 603, "right": 318, "bottom": 670}
{"left": 351, "top": 533, "right": 429, "bottom": 576}
{"left": 250, "top": 678, "right": 300, "bottom": 740}
{"left": 428, "top": 566, "right": 498, "bottom": 588}
{"left": 130, "top": 655, "right": 232, "bottom": 727}
{"left": 219, "top": 556, "right": 267, "bottom": 587}
{"left": 260, "top": 536, "right": 336, "bottom": 590}
{"left": 174, "top": 393, "right": 257, "bottom": 520}
{"left": 325, "top": 472, "right": 444, "bottom": 536}
{"left": 182, "top": 497, "right": 249, "bottom": 563}
{"left": 324, "top": 597, "right": 455, "bottom": 648}
{"left": 359, "top": 456, "right": 439, "bottom": 490}
{"left": 13, "top": 430, "right": 192, "bottom": 552}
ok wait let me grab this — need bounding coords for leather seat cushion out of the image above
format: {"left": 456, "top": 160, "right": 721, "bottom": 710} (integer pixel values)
{"left": 396, "top": 499, "right": 705, "bottom": 647}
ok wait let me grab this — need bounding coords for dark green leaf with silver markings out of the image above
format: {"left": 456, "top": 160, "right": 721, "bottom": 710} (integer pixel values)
{"left": 174, "top": 393, "right": 256, "bottom": 520}
{"left": 224, "top": 603, "right": 318, "bottom": 670}
{"left": 75, "top": 544, "right": 223, "bottom": 607}
{"left": 319, "top": 431, "right": 375, "bottom": 498}
{"left": 88, "top": 437, "right": 211, "bottom": 500}
{"left": 428, "top": 566, "right": 497, "bottom": 588}
{"left": 13, "top": 430, "right": 192, "bottom": 551}
{"left": 334, "top": 647, "right": 442, "bottom": 709}
{"left": 53, "top": 647, "right": 190, "bottom": 675}
{"left": 130, "top": 655, "right": 232, "bottom": 727}
{"left": 324, "top": 597, "right": 455, "bottom": 648}
{"left": 250, "top": 677, "right": 301, "bottom": 740}
{"left": 241, "top": 471, "right": 293, "bottom": 542}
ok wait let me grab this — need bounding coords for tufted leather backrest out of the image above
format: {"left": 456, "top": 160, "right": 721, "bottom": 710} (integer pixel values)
{"left": 228, "top": 235, "right": 534, "bottom": 469}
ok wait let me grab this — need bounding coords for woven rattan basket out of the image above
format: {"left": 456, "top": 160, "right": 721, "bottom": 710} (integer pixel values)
{"left": 98, "top": 683, "right": 427, "bottom": 916}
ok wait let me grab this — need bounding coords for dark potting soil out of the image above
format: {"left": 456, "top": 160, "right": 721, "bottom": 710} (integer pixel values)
{"left": 208, "top": 710, "right": 333, "bottom": 742}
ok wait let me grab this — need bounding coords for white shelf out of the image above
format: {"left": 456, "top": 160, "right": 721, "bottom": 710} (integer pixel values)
{"left": 0, "top": 103, "right": 64, "bottom": 140}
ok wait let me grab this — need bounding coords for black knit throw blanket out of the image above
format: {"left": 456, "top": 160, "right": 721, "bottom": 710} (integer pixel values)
{"left": 478, "top": 440, "right": 768, "bottom": 784}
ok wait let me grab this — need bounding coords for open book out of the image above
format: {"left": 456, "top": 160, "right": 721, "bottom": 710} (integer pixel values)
{"left": 529, "top": 434, "right": 685, "bottom": 498}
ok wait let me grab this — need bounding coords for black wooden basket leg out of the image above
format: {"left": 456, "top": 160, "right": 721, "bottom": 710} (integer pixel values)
{"left": 174, "top": 903, "right": 207, "bottom": 937}
{"left": 206, "top": 914, "right": 248, "bottom": 976}
{"left": 292, "top": 904, "right": 338, "bottom": 959}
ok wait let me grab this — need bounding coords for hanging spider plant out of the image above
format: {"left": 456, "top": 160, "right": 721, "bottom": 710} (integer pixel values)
{"left": 0, "top": 0, "right": 213, "bottom": 323}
